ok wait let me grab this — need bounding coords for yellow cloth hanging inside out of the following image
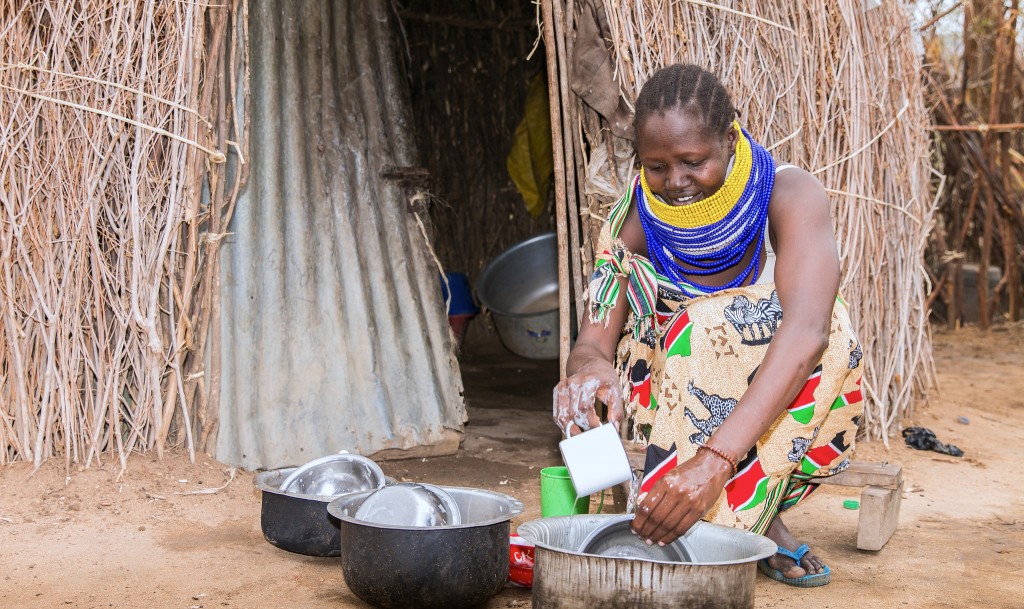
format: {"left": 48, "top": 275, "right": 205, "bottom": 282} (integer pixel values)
{"left": 507, "top": 74, "right": 553, "bottom": 218}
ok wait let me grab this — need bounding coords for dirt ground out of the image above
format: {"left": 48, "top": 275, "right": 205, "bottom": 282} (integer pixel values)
{"left": 1, "top": 324, "right": 1022, "bottom": 608}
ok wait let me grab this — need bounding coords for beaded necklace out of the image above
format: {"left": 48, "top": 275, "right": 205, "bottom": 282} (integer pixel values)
{"left": 636, "top": 122, "right": 774, "bottom": 297}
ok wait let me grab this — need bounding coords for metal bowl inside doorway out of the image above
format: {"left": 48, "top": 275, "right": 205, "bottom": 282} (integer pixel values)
{"left": 476, "top": 232, "right": 560, "bottom": 360}
{"left": 328, "top": 486, "right": 524, "bottom": 609}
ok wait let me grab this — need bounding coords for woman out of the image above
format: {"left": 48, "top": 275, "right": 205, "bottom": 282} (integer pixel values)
{"left": 552, "top": 64, "right": 862, "bottom": 588}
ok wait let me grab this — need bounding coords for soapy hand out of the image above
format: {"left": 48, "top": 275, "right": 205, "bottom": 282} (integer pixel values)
{"left": 552, "top": 363, "right": 624, "bottom": 438}
{"left": 630, "top": 449, "right": 732, "bottom": 546}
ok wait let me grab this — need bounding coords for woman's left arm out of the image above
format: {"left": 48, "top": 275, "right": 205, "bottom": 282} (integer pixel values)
{"left": 632, "top": 169, "right": 840, "bottom": 545}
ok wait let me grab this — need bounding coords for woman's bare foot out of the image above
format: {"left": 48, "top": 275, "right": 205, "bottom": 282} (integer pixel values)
{"left": 763, "top": 515, "right": 827, "bottom": 578}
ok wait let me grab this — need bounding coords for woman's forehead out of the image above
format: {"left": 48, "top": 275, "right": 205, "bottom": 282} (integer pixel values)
{"left": 636, "top": 109, "right": 722, "bottom": 152}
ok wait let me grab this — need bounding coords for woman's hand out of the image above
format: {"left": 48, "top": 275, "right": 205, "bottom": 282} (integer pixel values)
{"left": 630, "top": 449, "right": 733, "bottom": 545}
{"left": 552, "top": 360, "right": 624, "bottom": 438}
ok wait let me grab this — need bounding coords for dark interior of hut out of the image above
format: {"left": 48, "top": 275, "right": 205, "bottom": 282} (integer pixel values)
{"left": 397, "top": 1, "right": 561, "bottom": 410}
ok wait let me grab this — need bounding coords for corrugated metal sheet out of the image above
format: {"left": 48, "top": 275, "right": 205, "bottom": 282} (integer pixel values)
{"left": 216, "top": 0, "right": 465, "bottom": 470}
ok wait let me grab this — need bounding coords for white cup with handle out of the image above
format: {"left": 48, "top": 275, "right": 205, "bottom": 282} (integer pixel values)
{"left": 558, "top": 423, "right": 633, "bottom": 497}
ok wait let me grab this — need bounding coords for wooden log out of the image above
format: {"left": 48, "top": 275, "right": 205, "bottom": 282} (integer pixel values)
{"left": 856, "top": 480, "right": 904, "bottom": 552}
{"left": 551, "top": 0, "right": 586, "bottom": 333}
{"left": 929, "top": 122, "right": 1024, "bottom": 132}
{"left": 541, "top": 0, "right": 572, "bottom": 378}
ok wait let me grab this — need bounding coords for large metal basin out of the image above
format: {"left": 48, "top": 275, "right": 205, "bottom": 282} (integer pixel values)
{"left": 518, "top": 514, "right": 777, "bottom": 609}
{"left": 328, "top": 486, "right": 524, "bottom": 609}
{"left": 476, "top": 232, "right": 559, "bottom": 360}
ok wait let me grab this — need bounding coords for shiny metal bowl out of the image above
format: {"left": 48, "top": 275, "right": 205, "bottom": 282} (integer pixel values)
{"left": 475, "top": 232, "right": 560, "bottom": 359}
{"left": 352, "top": 482, "right": 462, "bottom": 527}
{"left": 279, "top": 453, "right": 386, "bottom": 498}
{"left": 578, "top": 515, "right": 695, "bottom": 562}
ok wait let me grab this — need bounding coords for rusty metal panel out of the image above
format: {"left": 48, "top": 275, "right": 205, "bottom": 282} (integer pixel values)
{"left": 216, "top": 0, "right": 465, "bottom": 469}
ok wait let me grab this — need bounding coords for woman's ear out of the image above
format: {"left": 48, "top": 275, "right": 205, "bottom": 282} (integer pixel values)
{"left": 726, "top": 124, "right": 738, "bottom": 155}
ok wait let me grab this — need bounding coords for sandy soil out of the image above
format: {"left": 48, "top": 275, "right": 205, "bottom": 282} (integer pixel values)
{"left": 1, "top": 324, "right": 1022, "bottom": 608}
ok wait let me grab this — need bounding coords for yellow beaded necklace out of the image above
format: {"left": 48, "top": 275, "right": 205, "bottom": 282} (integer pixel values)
{"left": 639, "top": 121, "right": 751, "bottom": 229}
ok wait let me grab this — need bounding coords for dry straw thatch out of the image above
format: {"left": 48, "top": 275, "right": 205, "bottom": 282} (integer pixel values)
{"left": 0, "top": 0, "right": 248, "bottom": 470}
{"left": 549, "top": 0, "right": 938, "bottom": 442}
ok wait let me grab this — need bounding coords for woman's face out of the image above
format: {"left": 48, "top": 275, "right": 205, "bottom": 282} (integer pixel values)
{"left": 636, "top": 109, "right": 737, "bottom": 206}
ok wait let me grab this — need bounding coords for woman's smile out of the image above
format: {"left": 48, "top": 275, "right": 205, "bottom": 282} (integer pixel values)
{"left": 664, "top": 192, "right": 702, "bottom": 205}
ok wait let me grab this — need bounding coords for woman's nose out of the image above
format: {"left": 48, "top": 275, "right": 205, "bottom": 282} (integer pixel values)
{"left": 667, "top": 166, "right": 689, "bottom": 189}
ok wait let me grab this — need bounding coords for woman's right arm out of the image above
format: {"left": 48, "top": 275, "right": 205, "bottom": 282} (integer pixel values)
{"left": 552, "top": 285, "right": 631, "bottom": 437}
{"left": 553, "top": 204, "right": 646, "bottom": 437}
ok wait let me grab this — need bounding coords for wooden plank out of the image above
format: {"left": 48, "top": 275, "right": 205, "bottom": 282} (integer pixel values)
{"left": 624, "top": 454, "right": 903, "bottom": 490}
{"left": 368, "top": 429, "right": 462, "bottom": 461}
{"left": 856, "top": 480, "right": 903, "bottom": 551}
{"left": 816, "top": 461, "right": 903, "bottom": 489}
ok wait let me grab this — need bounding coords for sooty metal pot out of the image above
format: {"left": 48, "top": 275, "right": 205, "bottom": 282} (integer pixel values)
{"left": 327, "top": 486, "right": 524, "bottom": 609}
{"left": 256, "top": 467, "right": 392, "bottom": 557}
{"left": 256, "top": 468, "right": 345, "bottom": 557}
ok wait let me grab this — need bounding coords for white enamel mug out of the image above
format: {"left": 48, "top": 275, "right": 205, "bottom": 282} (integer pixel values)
{"left": 558, "top": 423, "right": 632, "bottom": 497}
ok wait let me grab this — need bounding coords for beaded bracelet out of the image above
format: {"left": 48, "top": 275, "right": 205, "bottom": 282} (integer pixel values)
{"left": 698, "top": 444, "right": 738, "bottom": 476}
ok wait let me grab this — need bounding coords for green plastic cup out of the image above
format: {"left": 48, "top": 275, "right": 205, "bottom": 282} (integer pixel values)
{"left": 540, "top": 466, "right": 590, "bottom": 517}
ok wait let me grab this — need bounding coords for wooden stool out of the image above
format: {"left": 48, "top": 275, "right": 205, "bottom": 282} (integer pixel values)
{"left": 622, "top": 448, "right": 901, "bottom": 551}
{"left": 817, "top": 461, "right": 903, "bottom": 551}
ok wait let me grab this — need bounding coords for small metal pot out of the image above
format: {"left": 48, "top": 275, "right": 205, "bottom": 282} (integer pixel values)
{"left": 255, "top": 467, "right": 390, "bottom": 557}
{"left": 256, "top": 468, "right": 343, "bottom": 557}
{"left": 328, "top": 486, "right": 524, "bottom": 609}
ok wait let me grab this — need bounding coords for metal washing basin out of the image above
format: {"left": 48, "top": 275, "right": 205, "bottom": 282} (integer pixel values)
{"left": 517, "top": 514, "right": 777, "bottom": 609}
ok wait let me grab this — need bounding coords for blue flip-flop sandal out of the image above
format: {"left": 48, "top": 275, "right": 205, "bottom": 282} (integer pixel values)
{"left": 758, "top": 543, "right": 832, "bottom": 588}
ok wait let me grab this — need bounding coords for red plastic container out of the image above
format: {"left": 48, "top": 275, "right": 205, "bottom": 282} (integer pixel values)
{"left": 448, "top": 313, "right": 474, "bottom": 347}
{"left": 508, "top": 534, "right": 535, "bottom": 588}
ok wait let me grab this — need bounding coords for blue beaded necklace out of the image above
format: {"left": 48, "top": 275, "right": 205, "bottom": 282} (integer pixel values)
{"left": 636, "top": 127, "right": 775, "bottom": 297}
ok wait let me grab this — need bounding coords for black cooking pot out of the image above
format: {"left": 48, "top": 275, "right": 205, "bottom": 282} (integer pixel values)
{"left": 255, "top": 468, "right": 344, "bottom": 556}
{"left": 328, "top": 486, "right": 524, "bottom": 609}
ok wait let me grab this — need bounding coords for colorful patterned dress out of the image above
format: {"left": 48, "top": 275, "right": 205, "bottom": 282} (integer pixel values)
{"left": 594, "top": 177, "right": 864, "bottom": 535}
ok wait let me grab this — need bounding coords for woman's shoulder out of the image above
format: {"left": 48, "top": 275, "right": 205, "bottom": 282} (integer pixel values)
{"left": 769, "top": 164, "right": 829, "bottom": 218}
{"left": 619, "top": 200, "right": 648, "bottom": 257}
{"left": 602, "top": 174, "right": 649, "bottom": 257}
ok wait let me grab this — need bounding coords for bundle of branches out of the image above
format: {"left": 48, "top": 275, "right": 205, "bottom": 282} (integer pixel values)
{"left": 546, "top": 0, "right": 937, "bottom": 441}
{"left": 0, "top": 1, "right": 248, "bottom": 470}
{"left": 922, "top": 0, "right": 1023, "bottom": 328}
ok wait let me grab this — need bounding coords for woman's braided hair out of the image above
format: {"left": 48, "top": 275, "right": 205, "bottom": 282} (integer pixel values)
{"left": 633, "top": 64, "right": 737, "bottom": 138}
